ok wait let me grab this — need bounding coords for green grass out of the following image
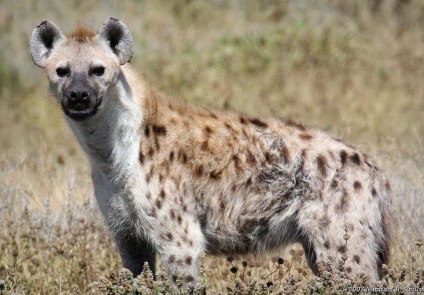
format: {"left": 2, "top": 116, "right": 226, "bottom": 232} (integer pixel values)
{"left": 0, "top": 0, "right": 423, "bottom": 293}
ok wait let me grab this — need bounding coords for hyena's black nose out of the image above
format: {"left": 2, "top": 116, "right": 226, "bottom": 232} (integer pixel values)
{"left": 68, "top": 89, "right": 90, "bottom": 110}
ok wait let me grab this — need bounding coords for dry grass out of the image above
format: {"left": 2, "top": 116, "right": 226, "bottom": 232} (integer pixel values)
{"left": 0, "top": 0, "right": 423, "bottom": 293}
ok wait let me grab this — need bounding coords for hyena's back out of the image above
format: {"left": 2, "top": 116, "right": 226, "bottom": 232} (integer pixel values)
{"left": 140, "top": 95, "right": 392, "bottom": 279}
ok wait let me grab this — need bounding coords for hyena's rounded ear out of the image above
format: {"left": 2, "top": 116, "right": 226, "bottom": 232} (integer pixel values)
{"left": 98, "top": 18, "right": 133, "bottom": 65}
{"left": 30, "top": 21, "right": 64, "bottom": 68}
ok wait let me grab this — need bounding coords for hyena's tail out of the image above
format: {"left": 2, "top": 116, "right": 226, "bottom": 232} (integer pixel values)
{"left": 375, "top": 173, "right": 393, "bottom": 277}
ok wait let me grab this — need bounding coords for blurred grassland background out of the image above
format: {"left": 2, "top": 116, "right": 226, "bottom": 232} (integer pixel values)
{"left": 0, "top": 0, "right": 423, "bottom": 293}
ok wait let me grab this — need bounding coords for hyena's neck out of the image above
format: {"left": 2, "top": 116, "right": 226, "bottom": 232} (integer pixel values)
{"left": 68, "top": 68, "right": 144, "bottom": 180}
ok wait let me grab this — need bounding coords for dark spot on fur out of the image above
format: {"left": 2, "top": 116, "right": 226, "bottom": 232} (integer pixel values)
{"left": 201, "top": 140, "right": 209, "bottom": 151}
{"left": 300, "top": 133, "right": 313, "bottom": 140}
{"left": 145, "top": 125, "right": 152, "bottom": 138}
{"left": 149, "top": 208, "right": 157, "bottom": 218}
{"left": 331, "top": 179, "right": 338, "bottom": 189}
{"left": 204, "top": 126, "right": 213, "bottom": 134}
{"left": 265, "top": 152, "right": 272, "bottom": 163}
{"left": 282, "top": 146, "right": 291, "bottom": 164}
{"left": 365, "top": 159, "right": 373, "bottom": 168}
{"left": 194, "top": 165, "right": 204, "bottom": 177}
{"left": 233, "top": 155, "right": 242, "bottom": 170}
{"left": 350, "top": 153, "right": 361, "bottom": 165}
{"left": 210, "top": 170, "right": 222, "bottom": 179}
{"left": 220, "top": 202, "right": 226, "bottom": 209}
{"left": 182, "top": 204, "right": 187, "bottom": 212}
{"left": 170, "top": 209, "right": 175, "bottom": 219}
{"left": 160, "top": 190, "right": 166, "bottom": 199}
{"left": 152, "top": 125, "right": 167, "bottom": 135}
{"left": 317, "top": 155, "right": 327, "bottom": 177}
{"left": 340, "top": 150, "right": 348, "bottom": 166}
{"left": 154, "top": 137, "right": 160, "bottom": 151}
{"left": 166, "top": 232, "right": 173, "bottom": 240}
{"left": 324, "top": 240, "right": 330, "bottom": 249}
{"left": 371, "top": 187, "right": 377, "bottom": 197}
{"left": 148, "top": 147, "right": 154, "bottom": 157}
{"left": 156, "top": 199, "right": 162, "bottom": 209}
{"left": 353, "top": 181, "right": 362, "bottom": 191}
{"left": 346, "top": 266, "right": 352, "bottom": 273}
{"left": 210, "top": 113, "right": 218, "bottom": 119}
{"left": 247, "top": 150, "right": 256, "bottom": 165}
{"left": 354, "top": 255, "right": 361, "bottom": 264}
{"left": 285, "top": 119, "right": 306, "bottom": 130}
{"left": 337, "top": 245, "right": 346, "bottom": 253}
{"left": 177, "top": 215, "right": 182, "bottom": 224}
{"left": 245, "top": 177, "right": 252, "bottom": 187}
{"left": 139, "top": 152, "right": 144, "bottom": 164}
{"left": 146, "top": 193, "right": 151, "bottom": 200}
{"left": 185, "top": 256, "right": 192, "bottom": 265}
{"left": 169, "top": 151, "right": 175, "bottom": 161}
{"left": 169, "top": 255, "right": 175, "bottom": 263}
{"left": 249, "top": 118, "right": 268, "bottom": 128}
{"left": 240, "top": 117, "right": 247, "bottom": 124}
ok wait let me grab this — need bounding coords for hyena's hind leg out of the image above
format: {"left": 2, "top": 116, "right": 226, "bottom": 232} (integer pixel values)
{"left": 298, "top": 218, "right": 382, "bottom": 281}
{"left": 296, "top": 180, "right": 391, "bottom": 281}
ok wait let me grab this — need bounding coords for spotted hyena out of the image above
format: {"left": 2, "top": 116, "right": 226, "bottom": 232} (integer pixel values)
{"left": 30, "top": 18, "right": 392, "bottom": 288}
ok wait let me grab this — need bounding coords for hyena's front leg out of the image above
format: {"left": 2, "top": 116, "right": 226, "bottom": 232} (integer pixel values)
{"left": 114, "top": 231, "right": 157, "bottom": 276}
{"left": 92, "top": 171, "right": 157, "bottom": 276}
{"left": 156, "top": 218, "right": 205, "bottom": 289}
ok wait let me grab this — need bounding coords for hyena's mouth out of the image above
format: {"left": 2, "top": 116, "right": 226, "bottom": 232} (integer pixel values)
{"left": 62, "top": 98, "right": 103, "bottom": 121}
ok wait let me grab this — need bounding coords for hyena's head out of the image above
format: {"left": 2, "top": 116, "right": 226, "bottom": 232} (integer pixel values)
{"left": 30, "top": 18, "right": 132, "bottom": 121}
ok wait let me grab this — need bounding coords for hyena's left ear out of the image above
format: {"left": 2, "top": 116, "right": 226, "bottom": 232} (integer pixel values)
{"left": 98, "top": 18, "right": 133, "bottom": 65}
{"left": 30, "top": 21, "right": 64, "bottom": 68}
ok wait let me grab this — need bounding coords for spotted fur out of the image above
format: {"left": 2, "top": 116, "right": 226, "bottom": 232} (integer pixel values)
{"left": 31, "top": 18, "right": 393, "bottom": 289}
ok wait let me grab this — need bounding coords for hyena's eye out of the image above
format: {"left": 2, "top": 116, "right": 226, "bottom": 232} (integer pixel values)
{"left": 56, "top": 67, "right": 69, "bottom": 77}
{"left": 92, "top": 66, "right": 105, "bottom": 77}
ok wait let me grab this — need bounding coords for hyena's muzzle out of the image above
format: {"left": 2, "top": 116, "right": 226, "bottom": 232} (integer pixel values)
{"left": 61, "top": 72, "right": 103, "bottom": 120}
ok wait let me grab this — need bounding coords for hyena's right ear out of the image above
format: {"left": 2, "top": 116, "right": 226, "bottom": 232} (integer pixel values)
{"left": 30, "top": 21, "right": 64, "bottom": 68}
